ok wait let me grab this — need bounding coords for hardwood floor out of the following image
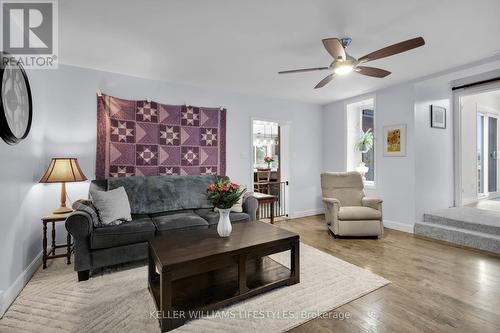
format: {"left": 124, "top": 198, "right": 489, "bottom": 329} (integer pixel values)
{"left": 274, "top": 215, "right": 500, "bottom": 333}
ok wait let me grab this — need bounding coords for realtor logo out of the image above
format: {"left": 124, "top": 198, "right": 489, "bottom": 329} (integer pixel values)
{"left": 1, "top": 0, "right": 58, "bottom": 69}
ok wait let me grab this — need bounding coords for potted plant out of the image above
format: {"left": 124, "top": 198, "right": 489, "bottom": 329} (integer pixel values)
{"left": 207, "top": 178, "right": 245, "bottom": 237}
{"left": 355, "top": 129, "right": 374, "bottom": 153}
{"left": 355, "top": 129, "right": 374, "bottom": 180}
{"left": 263, "top": 155, "right": 274, "bottom": 169}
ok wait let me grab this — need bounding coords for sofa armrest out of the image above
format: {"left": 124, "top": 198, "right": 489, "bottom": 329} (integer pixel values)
{"left": 361, "top": 197, "right": 383, "bottom": 211}
{"left": 65, "top": 211, "right": 94, "bottom": 274}
{"left": 242, "top": 194, "right": 258, "bottom": 221}
{"left": 65, "top": 211, "right": 94, "bottom": 239}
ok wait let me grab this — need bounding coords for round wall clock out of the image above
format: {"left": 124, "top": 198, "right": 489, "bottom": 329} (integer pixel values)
{"left": 0, "top": 53, "right": 33, "bottom": 145}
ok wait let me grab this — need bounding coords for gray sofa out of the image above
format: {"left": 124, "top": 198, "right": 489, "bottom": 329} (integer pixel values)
{"left": 65, "top": 175, "right": 258, "bottom": 281}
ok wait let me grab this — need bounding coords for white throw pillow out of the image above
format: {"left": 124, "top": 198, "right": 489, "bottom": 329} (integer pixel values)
{"left": 231, "top": 195, "right": 244, "bottom": 213}
{"left": 215, "top": 195, "right": 243, "bottom": 213}
{"left": 91, "top": 187, "right": 132, "bottom": 225}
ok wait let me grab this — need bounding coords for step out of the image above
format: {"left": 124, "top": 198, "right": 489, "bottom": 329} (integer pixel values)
{"left": 414, "top": 221, "right": 500, "bottom": 254}
{"left": 423, "top": 207, "right": 500, "bottom": 236}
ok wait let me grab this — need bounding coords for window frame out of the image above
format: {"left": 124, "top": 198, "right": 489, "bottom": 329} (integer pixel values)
{"left": 345, "top": 95, "right": 376, "bottom": 189}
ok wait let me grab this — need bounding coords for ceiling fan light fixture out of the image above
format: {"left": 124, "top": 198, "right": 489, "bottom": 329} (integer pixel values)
{"left": 334, "top": 64, "right": 353, "bottom": 75}
{"left": 279, "top": 36, "right": 425, "bottom": 89}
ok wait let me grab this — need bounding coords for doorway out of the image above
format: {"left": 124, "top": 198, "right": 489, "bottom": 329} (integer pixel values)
{"left": 251, "top": 119, "right": 290, "bottom": 219}
{"left": 455, "top": 86, "right": 500, "bottom": 207}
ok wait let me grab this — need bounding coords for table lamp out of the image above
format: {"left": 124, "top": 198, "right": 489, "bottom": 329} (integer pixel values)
{"left": 39, "top": 158, "right": 87, "bottom": 214}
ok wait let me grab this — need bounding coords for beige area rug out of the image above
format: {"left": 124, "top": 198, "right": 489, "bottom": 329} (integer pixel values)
{"left": 0, "top": 243, "right": 389, "bottom": 332}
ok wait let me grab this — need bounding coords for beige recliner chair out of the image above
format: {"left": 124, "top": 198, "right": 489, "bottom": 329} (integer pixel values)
{"left": 321, "top": 171, "right": 383, "bottom": 237}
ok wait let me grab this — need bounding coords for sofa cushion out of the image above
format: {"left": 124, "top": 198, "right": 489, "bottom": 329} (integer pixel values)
{"left": 195, "top": 208, "right": 250, "bottom": 225}
{"left": 106, "top": 176, "right": 148, "bottom": 214}
{"left": 321, "top": 172, "right": 365, "bottom": 207}
{"left": 338, "top": 206, "right": 381, "bottom": 220}
{"left": 145, "top": 176, "right": 183, "bottom": 213}
{"left": 107, "top": 176, "right": 182, "bottom": 214}
{"left": 91, "top": 215, "right": 156, "bottom": 250}
{"left": 151, "top": 210, "right": 209, "bottom": 232}
{"left": 337, "top": 220, "right": 383, "bottom": 236}
{"left": 168, "top": 175, "right": 217, "bottom": 209}
{"left": 106, "top": 175, "right": 217, "bottom": 214}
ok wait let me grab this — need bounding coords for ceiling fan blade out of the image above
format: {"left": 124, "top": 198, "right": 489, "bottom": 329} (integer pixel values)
{"left": 358, "top": 37, "right": 425, "bottom": 62}
{"left": 314, "top": 73, "right": 335, "bottom": 89}
{"left": 278, "top": 67, "right": 330, "bottom": 74}
{"left": 356, "top": 66, "right": 391, "bottom": 78}
{"left": 322, "top": 38, "right": 346, "bottom": 60}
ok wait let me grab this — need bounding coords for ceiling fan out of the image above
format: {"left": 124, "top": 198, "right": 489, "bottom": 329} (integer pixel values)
{"left": 278, "top": 36, "right": 425, "bottom": 89}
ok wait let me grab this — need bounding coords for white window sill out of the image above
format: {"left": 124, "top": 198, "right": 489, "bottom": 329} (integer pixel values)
{"left": 364, "top": 181, "right": 376, "bottom": 190}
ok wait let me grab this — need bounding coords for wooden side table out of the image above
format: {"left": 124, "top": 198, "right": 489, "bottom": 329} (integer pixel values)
{"left": 42, "top": 212, "right": 73, "bottom": 269}
{"left": 251, "top": 192, "right": 278, "bottom": 224}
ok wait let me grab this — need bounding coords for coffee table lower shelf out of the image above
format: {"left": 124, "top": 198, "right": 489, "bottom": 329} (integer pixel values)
{"left": 148, "top": 256, "right": 295, "bottom": 331}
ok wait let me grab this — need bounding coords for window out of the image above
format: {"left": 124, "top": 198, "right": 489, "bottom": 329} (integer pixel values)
{"left": 346, "top": 98, "right": 375, "bottom": 186}
{"left": 362, "top": 109, "right": 375, "bottom": 182}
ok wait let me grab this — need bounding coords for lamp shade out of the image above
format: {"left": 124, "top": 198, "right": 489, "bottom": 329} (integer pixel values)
{"left": 39, "top": 158, "right": 87, "bottom": 183}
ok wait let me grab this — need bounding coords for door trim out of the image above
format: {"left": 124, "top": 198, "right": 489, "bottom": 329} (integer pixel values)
{"left": 250, "top": 117, "right": 291, "bottom": 217}
{"left": 477, "top": 105, "right": 500, "bottom": 199}
{"left": 453, "top": 81, "right": 500, "bottom": 206}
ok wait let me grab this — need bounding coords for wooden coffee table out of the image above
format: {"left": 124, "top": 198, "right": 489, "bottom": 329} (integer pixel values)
{"left": 148, "top": 221, "right": 300, "bottom": 332}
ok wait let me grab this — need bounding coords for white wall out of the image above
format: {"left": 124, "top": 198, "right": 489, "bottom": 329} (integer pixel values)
{"left": 373, "top": 85, "right": 416, "bottom": 231}
{"left": 414, "top": 78, "right": 454, "bottom": 220}
{"left": 0, "top": 118, "right": 49, "bottom": 316}
{"left": 346, "top": 103, "right": 362, "bottom": 171}
{"left": 323, "top": 103, "right": 347, "bottom": 172}
{"left": 322, "top": 85, "right": 416, "bottom": 232}
{"left": 0, "top": 64, "right": 324, "bottom": 315}
{"left": 460, "top": 96, "right": 478, "bottom": 204}
{"left": 414, "top": 62, "right": 500, "bottom": 220}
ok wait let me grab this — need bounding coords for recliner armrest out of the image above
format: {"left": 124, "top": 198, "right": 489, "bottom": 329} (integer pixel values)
{"left": 361, "top": 197, "right": 383, "bottom": 210}
{"left": 322, "top": 197, "right": 340, "bottom": 227}
{"left": 322, "top": 197, "right": 340, "bottom": 206}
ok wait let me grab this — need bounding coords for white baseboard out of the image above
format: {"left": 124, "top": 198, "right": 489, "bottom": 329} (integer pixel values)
{"left": 384, "top": 220, "right": 414, "bottom": 234}
{"left": 0, "top": 251, "right": 42, "bottom": 318}
{"left": 290, "top": 208, "right": 324, "bottom": 219}
{"left": 461, "top": 198, "right": 478, "bottom": 205}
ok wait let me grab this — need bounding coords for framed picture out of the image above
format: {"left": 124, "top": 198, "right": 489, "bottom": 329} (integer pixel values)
{"left": 430, "top": 105, "right": 446, "bottom": 129}
{"left": 383, "top": 124, "right": 406, "bottom": 157}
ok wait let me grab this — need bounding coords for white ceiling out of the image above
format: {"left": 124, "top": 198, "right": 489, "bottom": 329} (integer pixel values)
{"left": 59, "top": 0, "right": 500, "bottom": 105}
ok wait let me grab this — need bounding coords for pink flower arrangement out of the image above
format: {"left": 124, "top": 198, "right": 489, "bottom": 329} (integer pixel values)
{"left": 263, "top": 155, "right": 274, "bottom": 168}
{"left": 264, "top": 156, "right": 274, "bottom": 163}
{"left": 206, "top": 178, "right": 245, "bottom": 209}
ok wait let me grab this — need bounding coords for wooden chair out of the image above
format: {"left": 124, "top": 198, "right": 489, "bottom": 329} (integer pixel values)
{"left": 254, "top": 169, "right": 271, "bottom": 194}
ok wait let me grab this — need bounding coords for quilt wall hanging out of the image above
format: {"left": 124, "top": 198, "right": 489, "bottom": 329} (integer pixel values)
{"left": 96, "top": 94, "right": 226, "bottom": 179}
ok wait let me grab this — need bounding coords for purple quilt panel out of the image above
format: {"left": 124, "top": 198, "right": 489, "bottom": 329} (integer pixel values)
{"left": 96, "top": 95, "right": 226, "bottom": 179}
